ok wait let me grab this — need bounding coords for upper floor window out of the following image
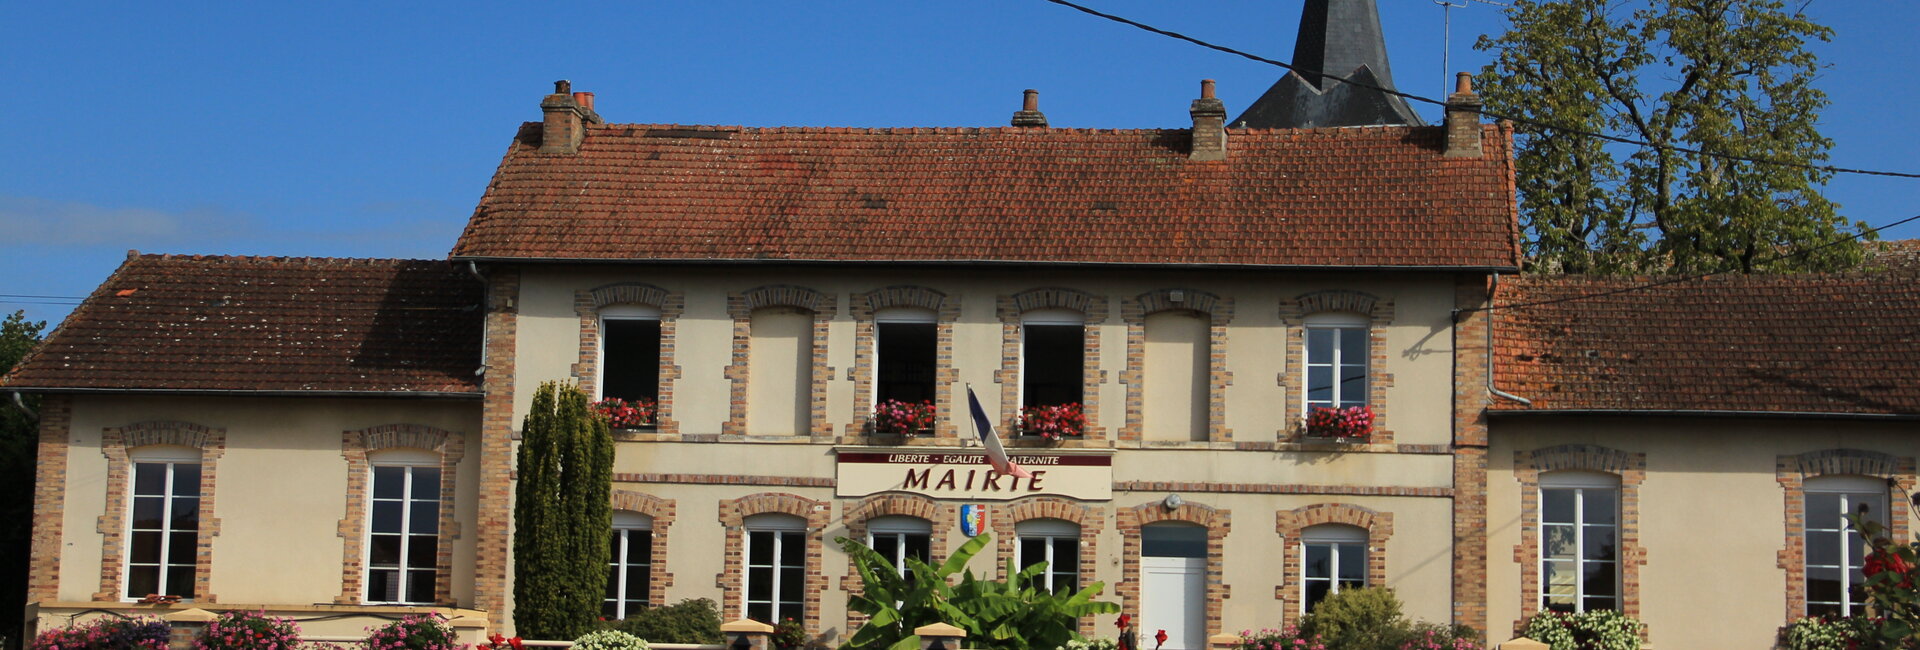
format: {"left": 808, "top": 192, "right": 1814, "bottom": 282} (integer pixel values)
{"left": 744, "top": 513, "right": 807, "bottom": 624}
{"left": 126, "top": 446, "right": 200, "bottom": 600}
{"left": 1540, "top": 471, "right": 1619, "bottom": 613}
{"left": 866, "top": 516, "right": 932, "bottom": 580}
{"left": 1021, "top": 309, "right": 1084, "bottom": 436}
{"left": 367, "top": 449, "right": 440, "bottom": 605}
{"left": 748, "top": 306, "right": 813, "bottom": 435}
{"left": 605, "top": 511, "right": 654, "bottom": 620}
{"left": 1303, "top": 313, "right": 1368, "bottom": 412}
{"left": 600, "top": 305, "right": 662, "bottom": 407}
{"left": 1300, "top": 524, "right": 1366, "bottom": 613}
{"left": 875, "top": 308, "right": 938, "bottom": 405}
{"left": 1016, "top": 518, "right": 1081, "bottom": 594}
{"left": 1805, "top": 475, "right": 1888, "bottom": 617}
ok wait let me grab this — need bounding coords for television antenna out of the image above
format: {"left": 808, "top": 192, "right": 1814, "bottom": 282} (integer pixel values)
{"left": 1433, "top": 0, "right": 1509, "bottom": 97}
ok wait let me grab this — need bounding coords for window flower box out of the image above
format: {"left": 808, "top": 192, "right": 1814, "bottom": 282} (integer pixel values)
{"left": 871, "top": 399, "right": 937, "bottom": 436}
{"left": 1018, "top": 402, "right": 1085, "bottom": 441}
{"left": 591, "top": 397, "right": 658, "bottom": 429}
{"left": 1303, "top": 405, "right": 1373, "bottom": 441}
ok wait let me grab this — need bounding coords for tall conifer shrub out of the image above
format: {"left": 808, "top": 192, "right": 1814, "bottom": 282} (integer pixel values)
{"left": 514, "top": 381, "right": 615, "bottom": 639}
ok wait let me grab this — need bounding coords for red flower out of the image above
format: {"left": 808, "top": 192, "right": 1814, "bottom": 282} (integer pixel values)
{"left": 1116, "top": 614, "right": 1131, "bottom": 630}
{"left": 1154, "top": 629, "right": 1169, "bottom": 649}
{"left": 1865, "top": 549, "right": 1915, "bottom": 587}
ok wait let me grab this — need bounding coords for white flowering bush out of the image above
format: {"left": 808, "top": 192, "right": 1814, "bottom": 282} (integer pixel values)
{"left": 1780, "top": 616, "right": 1871, "bottom": 650}
{"left": 573, "top": 630, "right": 651, "bottom": 650}
{"left": 1519, "top": 610, "right": 1643, "bottom": 650}
{"left": 1057, "top": 639, "right": 1120, "bottom": 650}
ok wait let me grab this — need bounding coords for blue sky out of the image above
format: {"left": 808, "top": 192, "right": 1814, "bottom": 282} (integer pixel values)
{"left": 3, "top": 1, "right": 1916, "bottom": 326}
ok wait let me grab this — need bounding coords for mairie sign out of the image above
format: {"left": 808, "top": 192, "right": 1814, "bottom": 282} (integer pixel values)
{"left": 835, "top": 447, "right": 1113, "bottom": 501}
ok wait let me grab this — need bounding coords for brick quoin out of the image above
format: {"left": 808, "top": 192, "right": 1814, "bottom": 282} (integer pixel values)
{"left": 1512, "top": 445, "right": 1648, "bottom": 635}
{"left": 474, "top": 269, "right": 521, "bottom": 617}
{"left": 1450, "top": 275, "right": 1492, "bottom": 633}
{"left": 336, "top": 424, "right": 466, "bottom": 605}
{"left": 94, "top": 421, "right": 226, "bottom": 603}
{"left": 1776, "top": 449, "right": 1917, "bottom": 622}
{"left": 27, "top": 395, "right": 71, "bottom": 602}
{"left": 1279, "top": 290, "right": 1396, "bottom": 444}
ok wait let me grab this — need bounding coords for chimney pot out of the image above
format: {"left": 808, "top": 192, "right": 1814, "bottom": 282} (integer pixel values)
{"left": 1023, "top": 89, "right": 1039, "bottom": 111}
{"left": 1011, "top": 89, "right": 1049, "bottom": 128}
{"left": 1454, "top": 72, "right": 1473, "bottom": 95}
{"left": 554, "top": 79, "right": 571, "bottom": 94}
{"left": 573, "top": 91, "right": 595, "bottom": 112}
{"left": 1201, "top": 79, "right": 1216, "bottom": 100}
{"left": 1189, "top": 79, "right": 1228, "bottom": 161}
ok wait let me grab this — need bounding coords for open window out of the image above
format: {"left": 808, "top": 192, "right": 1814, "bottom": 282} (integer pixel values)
{"left": 600, "top": 305, "right": 662, "bottom": 426}
{"left": 875, "top": 308, "right": 937, "bottom": 404}
{"left": 1020, "top": 309, "right": 1085, "bottom": 438}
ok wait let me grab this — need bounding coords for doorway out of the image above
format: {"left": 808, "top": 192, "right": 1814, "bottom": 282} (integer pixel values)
{"left": 1140, "top": 524, "right": 1207, "bottom": 650}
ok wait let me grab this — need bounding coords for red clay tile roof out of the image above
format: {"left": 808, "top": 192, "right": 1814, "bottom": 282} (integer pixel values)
{"left": 450, "top": 122, "right": 1520, "bottom": 268}
{"left": 1, "top": 255, "right": 483, "bottom": 395}
{"left": 1491, "top": 272, "right": 1920, "bottom": 416}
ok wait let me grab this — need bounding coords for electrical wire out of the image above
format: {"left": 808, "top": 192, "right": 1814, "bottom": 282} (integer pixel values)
{"left": 1040, "top": 0, "right": 1920, "bottom": 180}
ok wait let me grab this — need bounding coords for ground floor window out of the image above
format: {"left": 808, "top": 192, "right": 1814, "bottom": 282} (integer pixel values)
{"left": 1301, "top": 524, "right": 1365, "bottom": 613}
{"left": 1540, "top": 471, "right": 1619, "bottom": 613}
{"left": 604, "top": 512, "right": 654, "bottom": 619}
{"left": 866, "top": 516, "right": 931, "bottom": 581}
{"left": 744, "top": 514, "right": 807, "bottom": 623}
{"left": 367, "top": 453, "right": 440, "bottom": 605}
{"left": 1805, "top": 476, "right": 1889, "bottom": 617}
{"left": 126, "top": 449, "right": 201, "bottom": 600}
{"left": 1016, "top": 518, "right": 1080, "bottom": 593}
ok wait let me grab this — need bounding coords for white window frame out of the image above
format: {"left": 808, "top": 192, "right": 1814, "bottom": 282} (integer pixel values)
{"left": 743, "top": 513, "right": 808, "bottom": 623}
{"left": 1299, "top": 524, "right": 1367, "bottom": 613}
{"left": 1804, "top": 475, "right": 1890, "bottom": 617}
{"left": 364, "top": 448, "right": 440, "bottom": 605}
{"left": 1018, "top": 308, "right": 1086, "bottom": 417}
{"left": 605, "top": 511, "right": 654, "bottom": 620}
{"left": 1538, "top": 470, "right": 1620, "bottom": 613}
{"left": 866, "top": 515, "right": 933, "bottom": 577}
{"left": 1301, "top": 312, "right": 1369, "bottom": 414}
{"left": 872, "top": 307, "right": 938, "bottom": 408}
{"left": 123, "top": 445, "right": 201, "bottom": 601}
{"left": 597, "top": 304, "right": 663, "bottom": 401}
{"left": 1015, "top": 518, "right": 1081, "bottom": 593}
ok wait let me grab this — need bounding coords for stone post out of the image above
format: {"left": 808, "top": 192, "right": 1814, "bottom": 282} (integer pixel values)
{"left": 915, "top": 623, "right": 966, "bottom": 650}
{"left": 722, "top": 619, "right": 775, "bottom": 650}
{"left": 446, "top": 616, "right": 490, "bottom": 648}
{"left": 1499, "top": 638, "right": 1550, "bottom": 650}
{"left": 1207, "top": 634, "right": 1242, "bottom": 650}
{"left": 162, "top": 608, "right": 218, "bottom": 650}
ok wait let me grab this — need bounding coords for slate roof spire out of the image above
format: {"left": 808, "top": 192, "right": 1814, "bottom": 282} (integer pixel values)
{"left": 1232, "top": 0, "right": 1426, "bottom": 129}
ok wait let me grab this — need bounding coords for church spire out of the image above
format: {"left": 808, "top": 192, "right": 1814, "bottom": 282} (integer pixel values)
{"left": 1232, "top": 0, "right": 1426, "bottom": 129}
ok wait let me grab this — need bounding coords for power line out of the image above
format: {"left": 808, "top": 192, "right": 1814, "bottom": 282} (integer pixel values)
{"left": 0, "top": 293, "right": 85, "bottom": 300}
{"left": 1040, "top": 0, "right": 1920, "bottom": 180}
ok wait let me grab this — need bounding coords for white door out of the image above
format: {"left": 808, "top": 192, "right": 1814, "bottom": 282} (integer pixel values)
{"left": 1141, "top": 557, "right": 1205, "bottom": 650}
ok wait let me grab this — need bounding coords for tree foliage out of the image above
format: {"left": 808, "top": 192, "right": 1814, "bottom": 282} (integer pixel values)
{"left": 837, "top": 533, "right": 1119, "bottom": 650}
{"left": 2, "top": 311, "right": 47, "bottom": 649}
{"left": 1476, "top": 0, "right": 1868, "bottom": 275}
{"left": 514, "top": 381, "right": 615, "bottom": 640}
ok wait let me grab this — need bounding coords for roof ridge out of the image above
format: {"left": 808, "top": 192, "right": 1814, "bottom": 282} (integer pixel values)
{"left": 137, "top": 253, "right": 444, "bottom": 265}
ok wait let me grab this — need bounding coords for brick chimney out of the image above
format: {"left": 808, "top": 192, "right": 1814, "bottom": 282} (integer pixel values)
{"left": 1444, "top": 72, "right": 1483, "bottom": 159}
{"left": 1011, "top": 89, "right": 1048, "bottom": 127}
{"left": 540, "top": 80, "right": 603, "bottom": 155}
{"left": 1190, "top": 79, "right": 1227, "bottom": 161}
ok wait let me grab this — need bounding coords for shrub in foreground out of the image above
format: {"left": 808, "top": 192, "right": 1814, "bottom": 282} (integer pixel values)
{"left": 366, "top": 613, "right": 461, "bottom": 650}
{"left": 574, "top": 629, "right": 650, "bottom": 650}
{"left": 604, "top": 598, "right": 725, "bottom": 644}
{"left": 32, "top": 616, "right": 170, "bottom": 650}
{"left": 1518, "top": 610, "right": 1643, "bottom": 650}
{"left": 197, "top": 610, "right": 302, "bottom": 650}
{"left": 1781, "top": 616, "right": 1873, "bottom": 650}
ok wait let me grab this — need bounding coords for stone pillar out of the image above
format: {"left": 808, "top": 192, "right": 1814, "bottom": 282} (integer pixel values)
{"left": 162, "top": 608, "right": 218, "bottom": 650}
{"left": 1207, "top": 634, "right": 1241, "bottom": 650}
{"left": 722, "top": 619, "right": 775, "bottom": 650}
{"left": 1499, "top": 639, "right": 1549, "bottom": 650}
{"left": 446, "top": 616, "right": 490, "bottom": 648}
{"left": 915, "top": 623, "right": 966, "bottom": 650}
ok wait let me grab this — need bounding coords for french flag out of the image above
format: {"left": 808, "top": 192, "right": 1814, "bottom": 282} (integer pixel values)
{"left": 967, "top": 386, "right": 1033, "bottom": 479}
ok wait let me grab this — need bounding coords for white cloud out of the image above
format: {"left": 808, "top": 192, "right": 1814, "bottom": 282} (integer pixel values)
{"left": 0, "top": 195, "right": 255, "bottom": 246}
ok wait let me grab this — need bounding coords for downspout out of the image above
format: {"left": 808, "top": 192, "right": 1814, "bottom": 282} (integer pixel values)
{"left": 467, "top": 261, "right": 489, "bottom": 377}
{"left": 1486, "top": 273, "right": 1532, "bottom": 405}
{"left": 11, "top": 391, "right": 36, "bottom": 421}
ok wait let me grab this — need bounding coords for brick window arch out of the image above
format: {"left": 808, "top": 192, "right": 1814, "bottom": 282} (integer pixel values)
{"left": 1274, "top": 503, "right": 1394, "bottom": 625}
{"left": 990, "top": 497, "right": 1105, "bottom": 633}
{"left": 725, "top": 285, "right": 836, "bottom": 437}
{"left": 998, "top": 288, "right": 1109, "bottom": 442}
{"left": 1116, "top": 499, "right": 1231, "bottom": 635}
{"left": 1121, "top": 289, "right": 1234, "bottom": 444}
{"left": 1278, "top": 290, "right": 1395, "bottom": 444}
{"left": 611, "top": 490, "right": 677, "bottom": 609}
{"left": 337, "top": 424, "right": 465, "bottom": 605}
{"left": 838, "top": 494, "right": 956, "bottom": 629}
{"left": 96, "top": 421, "right": 226, "bottom": 602}
{"left": 575, "top": 282, "right": 686, "bottom": 434}
{"left": 1778, "top": 449, "right": 1917, "bottom": 621}
{"left": 717, "top": 493, "right": 831, "bottom": 628}
{"left": 1513, "top": 444, "right": 1645, "bottom": 624}
{"left": 848, "top": 286, "right": 961, "bottom": 439}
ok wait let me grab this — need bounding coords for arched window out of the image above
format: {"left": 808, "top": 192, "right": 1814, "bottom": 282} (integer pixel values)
{"left": 125, "top": 445, "right": 201, "bottom": 600}
{"left": 874, "top": 307, "right": 938, "bottom": 406}
{"left": 1302, "top": 312, "right": 1368, "bottom": 413}
{"left": 743, "top": 513, "right": 808, "bottom": 623}
{"left": 1804, "top": 475, "right": 1889, "bottom": 617}
{"left": 1021, "top": 308, "right": 1086, "bottom": 435}
{"left": 1300, "top": 524, "right": 1366, "bottom": 613}
{"left": 866, "top": 516, "right": 933, "bottom": 579}
{"left": 600, "top": 304, "right": 662, "bottom": 413}
{"left": 366, "top": 448, "right": 440, "bottom": 605}
{"left": 1016, "top": 518, "right": 1080, "bottom": 593}
{"left": 1539, "top": 470, "right": 1620, "bottom": 613}
{"left": 604, "top": 511, "right": 654, "bottom": 619}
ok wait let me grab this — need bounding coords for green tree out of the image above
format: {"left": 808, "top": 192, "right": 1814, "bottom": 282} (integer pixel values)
{"left": 514, "top": 381, "right": 615, "bottom": 639}
{"left": 1476, "top": 0, "right": 1868, "bottom": 275}
{"left": 1, "top": 311, "right": 47, "bottom": 650}
{"left": 838, "top": 533, "right": 1118, "bottom": 650}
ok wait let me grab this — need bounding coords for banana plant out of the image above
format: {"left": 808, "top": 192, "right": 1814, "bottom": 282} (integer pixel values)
{"left": 837, "top": 533, "right": 1119, "bottom": 650}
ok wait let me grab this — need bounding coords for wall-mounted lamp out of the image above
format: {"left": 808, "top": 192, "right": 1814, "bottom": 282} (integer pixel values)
{"left": 1163, "top": 493, "right": 1184, "bottom": 510}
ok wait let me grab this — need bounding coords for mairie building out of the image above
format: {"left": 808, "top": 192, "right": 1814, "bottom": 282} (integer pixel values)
{"left": 7, "top": 3, "right": 1919, "bottom": 648}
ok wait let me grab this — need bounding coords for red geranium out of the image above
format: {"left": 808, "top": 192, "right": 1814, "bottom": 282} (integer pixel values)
{"left": 872, "top": 399, "right": 937, "bottom": 435}
{"left": 1018, "top": 403, "right": 1085, "bottom": 440}
{"left": 1304, "top": 405, "right": 1373, "bottom": 440}
{"left": 590, "top": 397, "right": 658, "bottom": 429}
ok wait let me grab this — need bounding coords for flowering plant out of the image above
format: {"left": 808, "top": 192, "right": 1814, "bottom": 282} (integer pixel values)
{"left": 1303, "top": 405, "right": 1373, "bottom": 440}
{"left": 1234, "top": 627, "right": 1326, "bottom": 650}
{"left": 485, "top": 632, "right": 527, "bottom": 650}
{"left": 1518, "top": 610, "right": 1643, "bottom": 650}
{"left": 591, "top": 397, "right": 658, "bottom": 429}
{"left": 1846, "top": 511, "right": 1920, "bottom": 647}
{"left": 871, "top": 400, "right": 936, "bottom": 435}
{"left": 772, "top": 618, "right": 809, "bottom": 650}
{"left": 573, "top": 629, "right": 650, "bottom": 650}
{"left": 365, "top": 613, "right": 460, "bottom": 650}
{"left": 1780, "top": 615, "right": 1874, "bottom": 650}
{"left": 1395, "top": 625, "right": 1483, "bottom": 650}
{"left": 32, "top": 616, "right": 170, "bottom": 650}
{"left": 1018, "top": 403, "right": 1085, "bottom": 440}
{"left": 196, "top": 611, "right": 302, "bottom": 650}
